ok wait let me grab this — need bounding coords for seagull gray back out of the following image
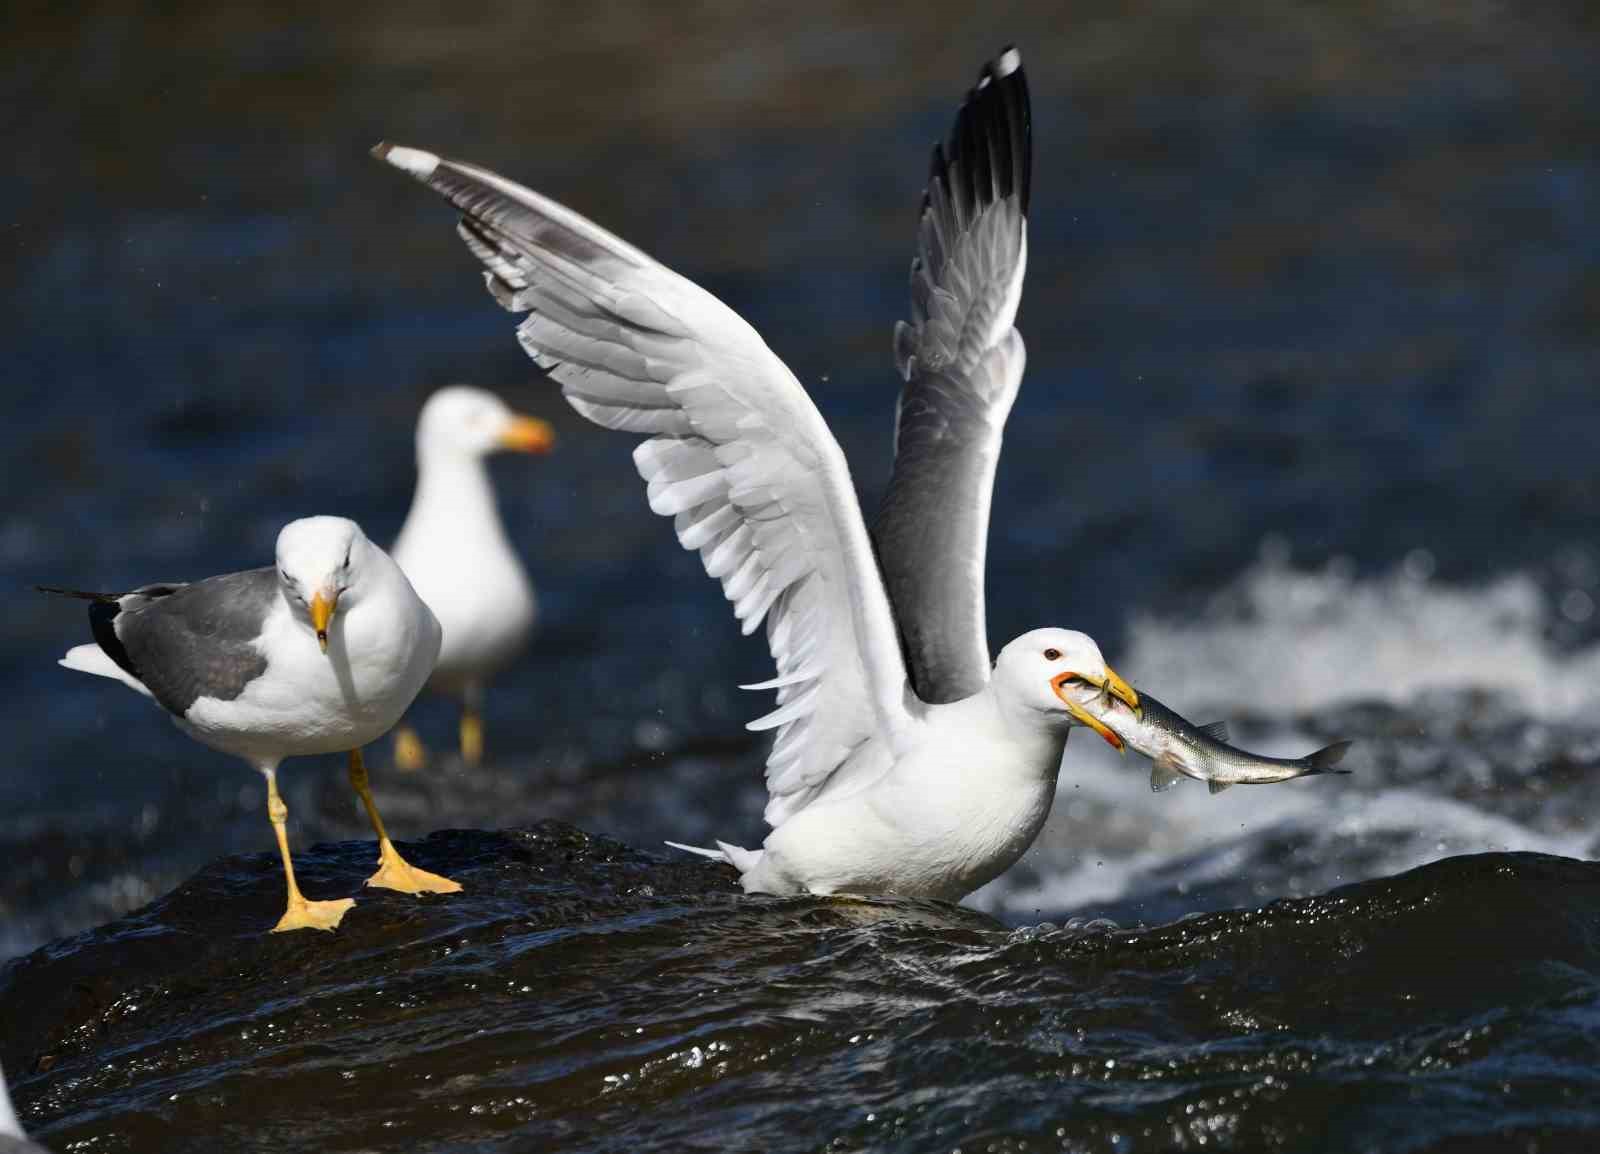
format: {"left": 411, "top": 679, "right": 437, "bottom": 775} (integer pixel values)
{"left": 96, "top": 568, "right": 279, "bottom": 716}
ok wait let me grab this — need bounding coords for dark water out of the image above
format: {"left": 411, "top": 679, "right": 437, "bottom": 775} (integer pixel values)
{"left": 4, "top": 2, "right": 1600, "bottom": 1149}
{"left": 3, "top": 825, "right": 1599, "bottom": 1153}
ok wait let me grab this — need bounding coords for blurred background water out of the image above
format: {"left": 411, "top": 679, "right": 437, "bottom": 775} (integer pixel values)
{"left": 2, "top": 2, "right": 1598, "bottom": 964}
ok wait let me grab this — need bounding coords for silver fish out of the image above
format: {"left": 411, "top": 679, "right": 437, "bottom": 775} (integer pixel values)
{"left": 1087, "top": 690, "right": 1353, "bottom": 795}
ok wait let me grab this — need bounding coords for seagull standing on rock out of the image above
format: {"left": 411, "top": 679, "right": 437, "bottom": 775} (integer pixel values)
{"left": 376, "top": 48, "right": 1141, "bottom": 901}
{"left": 49, "top": 516, "right": 458, "bottom": 933}
{"left": 391, "top": 385, "right": 554, "bottom": 770}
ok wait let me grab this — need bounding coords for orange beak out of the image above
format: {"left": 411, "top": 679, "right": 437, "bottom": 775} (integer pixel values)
{"left": 1100, "top": 665, "right": 1141, "bottom": 715}
{"left": 1052, "top": 667, "right": 1140, "bottom": 751}
{"left": 310, "top": 590, "right": 337, "bottom": 653}
{"left": 498, "top": 414, "right": 556, "bottom": 454}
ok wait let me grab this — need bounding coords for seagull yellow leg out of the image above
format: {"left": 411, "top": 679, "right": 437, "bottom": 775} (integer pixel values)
{"left": 392, "top": 723, "right": 428, "bottom": 772}
{"left": 265, "top": 768, "right": 355, "bottom": 933}
{"left": 459, "top": 707, "right": 484, "bottom": 768}
{"left": 348, "top": 748, "right": 463, "bottom": 894}
{"left": 458, "top": 684, "right": 486, "bottom": 768}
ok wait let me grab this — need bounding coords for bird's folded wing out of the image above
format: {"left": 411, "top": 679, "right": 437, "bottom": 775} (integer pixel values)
{"left": 109, "top": 570, "right": 278, "bottom": 716}
{"left": 376, "top": 145, "right": 915, "bottom": 826}
{"left": 875, "top": 48, "right": 1031, "bottom": 704}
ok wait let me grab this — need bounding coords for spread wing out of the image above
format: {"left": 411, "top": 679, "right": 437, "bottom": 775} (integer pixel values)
{"left": 376, "top": 144, "right": 915, "bottom": 827}
{"left": 874, "top": 47, "right": 1031, "bottom": 704}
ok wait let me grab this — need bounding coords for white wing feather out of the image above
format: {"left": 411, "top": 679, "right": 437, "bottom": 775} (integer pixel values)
{"left": 377, "top": 145, "right": 916, "bottom": 826}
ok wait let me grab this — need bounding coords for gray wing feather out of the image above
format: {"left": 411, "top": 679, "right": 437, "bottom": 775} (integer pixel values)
{"left": 375, "top": 142, "right": 920, "bottom": 827}
{"left": 875, "top": 48, "right": 1031, "bottom": 703}
{"left": 109, "top": 568, "right": 278, "bottom": 716}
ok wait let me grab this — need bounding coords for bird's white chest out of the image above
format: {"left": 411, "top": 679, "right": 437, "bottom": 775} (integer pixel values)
{"left": 180, "top": 595, "right": 440, "bottom": 761}
{"left": 395, "top": 517, "right": 534, "bottom": 685}
{"left": 876, "top": 732, "right": 1061, "bottom": 896}
{"left": 764, "top": 719, "right": 1065, "bottom": 901}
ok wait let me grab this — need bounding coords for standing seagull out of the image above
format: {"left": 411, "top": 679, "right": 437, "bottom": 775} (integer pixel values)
{"left": 390, "top": 385, "right": 555, "bottom": 770}
{"left": 374, "top": 48, "right": 1139, "bottom": 900}
{"left": 49, "top": 516, "right": 457, "bottom": 932}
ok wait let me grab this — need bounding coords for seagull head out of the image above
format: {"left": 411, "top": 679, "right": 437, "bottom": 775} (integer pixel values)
{"left": 993, "top": 628, "right": 1139, "bottom": 748}
{"left": 416, "top": 384, "right": 554, "bottom": 463}
{"left": 275, "top": 516, "right": 375, "bottom": 653}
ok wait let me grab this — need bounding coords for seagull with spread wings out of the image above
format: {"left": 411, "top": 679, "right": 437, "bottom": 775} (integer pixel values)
{"left": 375, "top": 48, "right": 1138, "bottom": 901}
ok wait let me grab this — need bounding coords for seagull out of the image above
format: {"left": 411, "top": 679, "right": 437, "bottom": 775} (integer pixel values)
{"left": 390, "top": 384, "right": 554, "bottom": 770}
{"left": 0, "top": 1063, "right": 49, "bottom": 1154}
{"left": 374, "top": 47, "right": 1139, "bottom": 900}
{"left": 48, "top": 516, "right": 457, "bottom": 932}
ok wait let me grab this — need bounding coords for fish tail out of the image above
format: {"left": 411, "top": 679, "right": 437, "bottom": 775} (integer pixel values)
{"left": 1304, "top": 740, "right": 1354, "bottom": 772}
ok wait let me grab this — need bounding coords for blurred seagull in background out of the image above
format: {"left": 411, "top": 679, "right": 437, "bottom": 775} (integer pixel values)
{"left": 375, "top": 48, "right": 1141, "bottom": 900}
{"left": 390, "top": 385, "right": 554, "bottom": 770}
{"left": 47, "top": 516, "right": 455, "bottom": 933}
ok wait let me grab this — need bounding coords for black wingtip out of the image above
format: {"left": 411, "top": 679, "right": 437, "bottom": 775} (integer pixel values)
{"left": 40, "top": 585, "right": 144, "bottom": 682}
{"left": 36, "top": 585, "right": 117, "bottom": 602}
{"left": 928, "top": 47, "right": 1032, "bottom": 225}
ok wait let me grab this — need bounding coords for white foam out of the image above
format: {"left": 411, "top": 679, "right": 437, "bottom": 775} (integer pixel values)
{"left": 1118, "top": 555, "right": 1600, "bottom": 720}
{"left": 975, "top": 731, "right": 1588, "bottom": 919}
{"left": 968, "top": 556, "right": 1600, "bottom": 920}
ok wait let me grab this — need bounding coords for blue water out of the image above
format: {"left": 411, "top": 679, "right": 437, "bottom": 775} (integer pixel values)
{"left": 2, "top": 6, "right": 1600, "bottom": 1147}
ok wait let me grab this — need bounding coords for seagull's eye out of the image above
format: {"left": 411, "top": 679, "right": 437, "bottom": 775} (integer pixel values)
{"left": 342, "top": 547, "right": 352, "bottom": 570}
{"left": 1043, "top": 648, "right": 1062, "bottom": 661}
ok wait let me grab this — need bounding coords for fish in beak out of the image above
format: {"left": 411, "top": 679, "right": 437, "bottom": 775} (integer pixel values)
{"left": 1052, "top": 667, "right": 1141, "bottom": 750}
{"left": 498, "top": 414, "right": 556, "bottom": 453}
{"left": 1100, "top": 666, "right": 1141, "bottom": 716}
{"left": 310, "top": 590, "right": 337, "bottom": 653}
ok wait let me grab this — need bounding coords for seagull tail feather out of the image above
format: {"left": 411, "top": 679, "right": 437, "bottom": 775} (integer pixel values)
{"left": 664, "top": 839, "right": 763, "bottom": 875}
{"left": 59, "top": 643, "right": 153, "bottom": 698}
{"left": 664, "top": 839, "right": 727, "bottom": 862}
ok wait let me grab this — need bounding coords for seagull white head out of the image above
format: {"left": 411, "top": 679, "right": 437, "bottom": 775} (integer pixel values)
{"left": 993, "top": 628, "right": 1140, "bottom": 748}
{"left": 416, "top": 385, "right": 554, "bottom": 463}
{"left": 275, "top": 516, "right": 376, "bottom": 653}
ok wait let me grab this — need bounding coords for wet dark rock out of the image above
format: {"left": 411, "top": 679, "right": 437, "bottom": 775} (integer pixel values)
{"left": 4, "top": 827, "right": 1600, "bottom": 1152}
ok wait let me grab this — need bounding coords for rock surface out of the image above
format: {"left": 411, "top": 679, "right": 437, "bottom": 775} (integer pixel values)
{"left": 4, "top": 825, "right": 1600, "bottom": 1152}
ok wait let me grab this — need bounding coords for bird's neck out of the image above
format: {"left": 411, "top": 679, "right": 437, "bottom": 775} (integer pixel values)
{"left": 929, "top": 684, "right": 1071, "bottom": 779}
{"left": 985, "top": 683, "right": 1072, "bottom": 767}
{"left": 404, "top": 452, "right": 502, "bottom": 536}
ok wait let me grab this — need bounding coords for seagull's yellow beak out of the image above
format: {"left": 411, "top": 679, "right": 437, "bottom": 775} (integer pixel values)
{"left": 498, "top": 414, "right": 555, "bottom": 454}
{"left": 1100, "top": 665, "right": 1141, "bottom": 716}
{"left": 310, "top": 590, "right": 337, "bottom": 653}
{"left": 1051, "top": 667, "right": 1141, "bottom": 751}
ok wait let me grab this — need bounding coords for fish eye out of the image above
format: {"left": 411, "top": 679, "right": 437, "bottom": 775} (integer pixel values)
{"left": 1043, "top": 648, "right": 1061, "bottom": 661}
